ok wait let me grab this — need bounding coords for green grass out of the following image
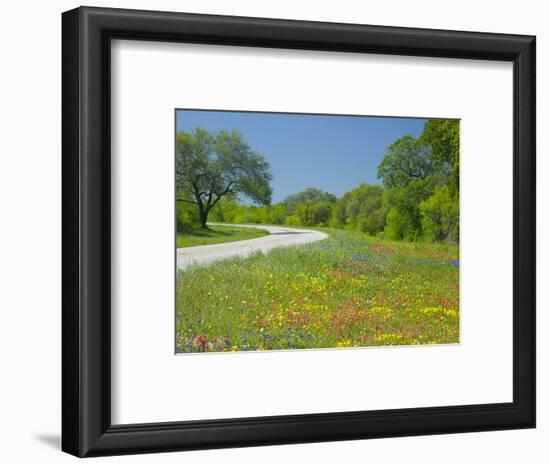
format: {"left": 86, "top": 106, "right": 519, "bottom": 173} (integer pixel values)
{"left": 176, "top": 224, "right": 268, "bottom": 248}
{"left": 176, "top": 228, "right": 459, "bottom": 353}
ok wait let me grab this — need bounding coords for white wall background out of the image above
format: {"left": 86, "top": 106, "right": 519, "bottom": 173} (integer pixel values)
{"left": 0, "top": 0, "right": 546, "bottom": 463}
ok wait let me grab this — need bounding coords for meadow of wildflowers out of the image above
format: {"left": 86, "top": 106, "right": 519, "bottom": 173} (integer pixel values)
{"left": 175, "top": 229, "right": 459, "bottom": 353}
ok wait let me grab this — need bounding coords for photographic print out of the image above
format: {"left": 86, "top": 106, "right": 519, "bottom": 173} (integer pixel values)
{"left": 175, "top": 110, "right": 459, "bottom": 353}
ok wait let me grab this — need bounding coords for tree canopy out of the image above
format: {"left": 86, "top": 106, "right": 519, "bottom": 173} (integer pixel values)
{"left": 377, "top": 135, "right": 433, "bottom": 188}
{"left": 283, "top": 187, "right": 337, "bottom": 213}
{"left": 176, "top": 128, "right": 272, "bottom": 228}
{"left": 377, "top": 119, "right": 459, "bottom": 242}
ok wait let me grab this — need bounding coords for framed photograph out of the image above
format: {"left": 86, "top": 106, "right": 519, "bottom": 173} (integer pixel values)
{"left": 62, "top": 6, "right": 536, "bottom": 457}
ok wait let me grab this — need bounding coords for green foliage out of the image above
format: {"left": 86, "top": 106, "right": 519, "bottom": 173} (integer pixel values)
{"left": 419, "top": 119, "right": 460, "bottom": 195}
{"left": 420, "top": 185, "right": 459, "bottom": 242}
{"left": 211, "top": 188, "right": 337, "bottom": 227}
{"left": 176, "top": 128, "right": 272, "bottom": 227}
{"left": 377, "top": 135, "right": 433, "bottom": 188}
{"left": 283, "top": 187, "right": 336, "bottom": 214}
{"left": 330, "top": 183, "right": 386, "bottom": 235}
{"left": 295, "top": 201, "right": 333, "bottom": 226}
{"left": 384, "top": 207, "right": 407, "bottom": 241}
{"left": 383, "top": 178, "right": 435, "bottom": 241}
{"left": 376, "top": 120, "right": 460, "bottom": 243}
{"left": 176, "top": 200, "right": 200, "bottom": 233}
{"left": 213, "top": 199, "right": 289, "bottom": 225}
{"left": 358, "top": 208, "right": 386, "bottom": 236}
{"left": 283, "top": 214, "right": 301, "bottom": 226}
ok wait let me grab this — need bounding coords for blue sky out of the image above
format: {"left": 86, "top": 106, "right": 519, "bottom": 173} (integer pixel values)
{"left": 176, "top": 110, "right": 426, "bottom": 203}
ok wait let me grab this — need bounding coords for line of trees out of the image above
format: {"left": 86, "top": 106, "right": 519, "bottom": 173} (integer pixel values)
{"left": 176, "top": 119, "right": 459, "bottom": 243}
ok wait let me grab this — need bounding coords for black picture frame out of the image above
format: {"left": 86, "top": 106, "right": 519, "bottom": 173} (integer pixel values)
{"left": 62, "top": 6, "right": 536, "bottom": 457}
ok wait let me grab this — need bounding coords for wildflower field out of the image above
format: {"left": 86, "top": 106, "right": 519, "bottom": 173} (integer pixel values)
{"left": 175, "top": 228, "right": 459, "bottom": 353}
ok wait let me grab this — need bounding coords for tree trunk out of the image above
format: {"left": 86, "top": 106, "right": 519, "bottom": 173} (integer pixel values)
{"left": 198, "top": 208, "right": 209, "bottom": 229}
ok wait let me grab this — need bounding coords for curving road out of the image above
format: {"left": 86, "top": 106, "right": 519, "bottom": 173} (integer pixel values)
{"left": 176, "top": 224, "right": 328, "bottom": 270}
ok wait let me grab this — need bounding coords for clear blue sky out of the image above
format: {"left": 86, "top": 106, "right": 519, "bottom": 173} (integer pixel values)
{"left": 176, "top": 110, "right": 426, "bottom": 203}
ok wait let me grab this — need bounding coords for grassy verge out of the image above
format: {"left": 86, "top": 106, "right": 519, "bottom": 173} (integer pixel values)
{"left": 176, "top": 224, "right": 268, "bottom": 248}
{"left": 176, "top": 228, "right": 459, "bottom": 353}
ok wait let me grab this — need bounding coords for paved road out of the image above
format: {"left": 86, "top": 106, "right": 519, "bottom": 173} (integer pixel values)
{"left": 176, "top": 224, "right": 328, "bottom": 270}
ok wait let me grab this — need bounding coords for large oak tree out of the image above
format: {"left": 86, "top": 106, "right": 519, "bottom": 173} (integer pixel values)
{"left": 176, "top": 128, "right": 272, "bottom": 228}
